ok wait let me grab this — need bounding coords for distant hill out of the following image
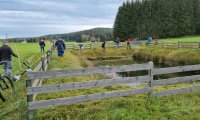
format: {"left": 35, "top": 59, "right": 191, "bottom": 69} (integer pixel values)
{"left": 49, "top": 27, "right": 113, "bottom": 42}
{"left": 4, "top": 28, "right": 113, "bottom": 43}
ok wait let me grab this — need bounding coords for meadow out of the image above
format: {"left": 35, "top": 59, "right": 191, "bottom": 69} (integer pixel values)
{"left": 37, "top": 48, "right": 200, "bottom": 119}
{"left": 0, "top": 36, "right": 200, "bottom": 120}
{"left": 0, "top": 43, "right": 52, "bottom": 120}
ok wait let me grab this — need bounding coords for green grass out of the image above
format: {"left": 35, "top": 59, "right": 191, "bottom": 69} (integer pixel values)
{"left": 133, "top": 46, "right": 200, "bottom": 65}
{"left": 1, "top": 36, "right": 200, "bottom": 120}
{"left": 35, "top": 47, "right": 200, "bottom": 120}
{"left": 0, "top": 43, "right": 53, "bottom": 120}
{"left": 159, "top": 36, "right": 200, "bottom": 43}
{"left": 36, "top": 92, "right": 200, "bottom": 120}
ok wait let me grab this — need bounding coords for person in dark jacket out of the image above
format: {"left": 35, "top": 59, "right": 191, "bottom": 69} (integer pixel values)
{"left": 115, "top": 36, "right": 120, "bottom": 48}
{"left": 0, "top": 41, "right": 18, "bottom": 77}
{"left": 101, "top": 41, "right": 106, "bottom": 50}
{"left": 39, "top": 40, "right": 45, "bottom": 52}
{"left": 55, "top": 38, "right": 66, "bottom": 57}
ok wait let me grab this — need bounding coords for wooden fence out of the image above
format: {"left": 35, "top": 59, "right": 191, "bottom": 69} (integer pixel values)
{"left": 159, "top": 42, "right": 200, "bottom": 48}
{"left": 67, "top": 44, "right": 92, "bottom": 50}
{"left": 26, "top": 62, "right": 200, "bottom": 118}
{"left": 26, "top": 46, "right": 54, "bottom": 103}
{"left": 66, "top": 42, "right": 200, "bottom": 50}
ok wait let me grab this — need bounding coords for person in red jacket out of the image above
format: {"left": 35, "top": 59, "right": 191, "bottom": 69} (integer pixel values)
{"left": 126, "top": 38, "right": 132, "bottom": 50}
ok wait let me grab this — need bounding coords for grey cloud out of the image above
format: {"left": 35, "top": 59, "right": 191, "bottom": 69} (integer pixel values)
{"left": 0, "top": 0, "right": 126, "bottom": 37}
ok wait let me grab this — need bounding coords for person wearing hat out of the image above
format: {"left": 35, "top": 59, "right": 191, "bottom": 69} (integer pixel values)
{"left": 0, "top": 41, "right": 18, "bottom": 77}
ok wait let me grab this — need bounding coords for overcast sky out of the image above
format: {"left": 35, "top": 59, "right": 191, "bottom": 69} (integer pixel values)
{"left": 0, "top": 0, "right": 126, "bottom": 38}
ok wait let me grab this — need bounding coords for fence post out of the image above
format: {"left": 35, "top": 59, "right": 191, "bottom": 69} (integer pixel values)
{"left": 46, "top": 52, "right": 50, "bottom": 67}
{"left": 41, "top": 56, "right": 45, "bottom": 71}
{"left": 26, "top": 79, "right": 34, "bottom": 119}
{"left": 148, "top": 61, "right": 154, "bottom": 91}
{"left": 50, "top": 47, "right": 53, "bottom": 59}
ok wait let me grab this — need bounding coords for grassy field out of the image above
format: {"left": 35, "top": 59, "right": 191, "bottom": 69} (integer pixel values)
{"left": 36, "top": 47, "right": 200, "bottom": 120}
{"left": 0, "top": 36, "right": 200, "bottom": 120}
{"left": 0, "top": 43, "right": 52, "bottom": 120}
{"left": 159, "top": 36, "right": 200, "bottom": 42}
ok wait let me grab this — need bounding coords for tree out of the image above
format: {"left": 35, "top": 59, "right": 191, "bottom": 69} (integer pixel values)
{"left": 113, "top": 0, "right": 200, "bottom": 40}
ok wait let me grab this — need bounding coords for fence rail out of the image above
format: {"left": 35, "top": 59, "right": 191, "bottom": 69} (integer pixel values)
{"left": 26, "top": 46, "right": 54, "bottom": 103}
{"left": 65, "top": 42, "right": 200, "bottom": 50}
{"left": 27, "top": 75, "right": 151, "bottom": 95}
{"left": 27, "top": 63, "right": 152, "bottom": 80}
{"left": 26, "top": 61, "right": 200, "bottom": 118}
{"left": 29, "top": 88, "right": 152, "bottom": 110}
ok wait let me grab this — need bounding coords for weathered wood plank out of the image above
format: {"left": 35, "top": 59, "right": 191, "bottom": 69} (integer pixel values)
{"left": 152, "top": 64, "right": 200, "bottom": 75}
{"left": 33, "top": 62, "right": 42, "bottom": 72}
{"left": 28, "top": 76, "right": 150, "bottom": 95}
{"left": 153, "top": 75, "right": 200, "bottom": 86}
{"left": 29, "top": 88, "right": 152, "bottom": 110}
{"left": 27, "top": 63, "right": 152, "bottom": 80}
{"left": 30, "top": 57, "right": 41, "bottom": 68}
{"left": 154, "top": 86, "right": 200, "bottom": 96}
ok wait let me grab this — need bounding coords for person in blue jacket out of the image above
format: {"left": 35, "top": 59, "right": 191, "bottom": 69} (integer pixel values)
{"left": 55, "top": 38, "right": 66, "bottom": 58}
{"left": 146, "top": 36, "right": 152, "bottom": 45}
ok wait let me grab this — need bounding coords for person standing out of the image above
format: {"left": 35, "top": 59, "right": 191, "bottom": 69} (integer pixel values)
{"left": 0, "top": 41, "right": 18, "bottom": 78}
{"left": 126, "top": 38, "right": 132, "bottom": 50}
{"left": 39, "top": 40, "right": 45, "bottom": 52}
{"left": 79, "top": 44, "right": 84, "bottom": 51}
{"left": 146, "top": 36, "right": 152, "bottom": 45}
{"left": 115, "top": 36, "right": 120, "bottom": 48}
{"left": 55, "top": 38, "right": 66, "bottom": 58}
{"left": 102, "top": 41, "right": 106, "bottom": 50}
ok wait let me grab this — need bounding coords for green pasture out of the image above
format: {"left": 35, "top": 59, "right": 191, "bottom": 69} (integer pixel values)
{"left": 159, "top": 36, "right": 200, "bottom": 43}
{"left": 0, "top": 36, "right": 200, "bottom": 120}
{"left": 37, "top": 47, "right": 200, "bottom": 119}
{"left": 0, "top": 43, "right": 52, "bottom": 120}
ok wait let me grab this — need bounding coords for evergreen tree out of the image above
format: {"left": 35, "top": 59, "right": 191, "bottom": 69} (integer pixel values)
{"left": 113, "top": 0, "right": 200, "bottom": 41}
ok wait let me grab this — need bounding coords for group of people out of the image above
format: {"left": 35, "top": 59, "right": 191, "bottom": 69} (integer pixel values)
{"left": 113, "top": 35, "right": 159, "bottom": 49}
{"left": 0, "top": 35, "right": 158, "bottom": 87}
{"left": 38, "top": 35, "right": 159, "bottom": 58}
{"left": 39, "top": 38, "right": 66, "bottom": 58}
{"left": 114, "top": 36, "right": 132, "bottom": 50}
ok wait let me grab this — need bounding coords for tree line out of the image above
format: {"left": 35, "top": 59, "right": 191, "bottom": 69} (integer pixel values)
{"left": 3, "top": 28, "right": 113, "bottom": 43}
{"left": 113, "top": 0, "right": 200, "bottom": 41}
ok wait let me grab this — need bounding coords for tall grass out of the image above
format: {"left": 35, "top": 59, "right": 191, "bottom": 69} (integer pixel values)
{"left": 133, "top": 46, "right": 200, "bottom": 66}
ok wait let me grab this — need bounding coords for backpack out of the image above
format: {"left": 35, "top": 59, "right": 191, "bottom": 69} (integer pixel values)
{"left": 57, "top": 42, "right": 64, "bottom": 51}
